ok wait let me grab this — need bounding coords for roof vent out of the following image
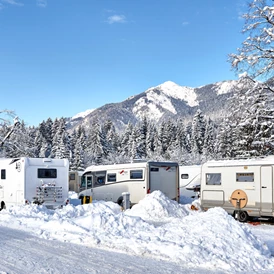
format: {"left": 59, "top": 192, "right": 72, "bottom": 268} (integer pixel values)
{"left": 43, "top": 158, "right": 52, "bottom": 162}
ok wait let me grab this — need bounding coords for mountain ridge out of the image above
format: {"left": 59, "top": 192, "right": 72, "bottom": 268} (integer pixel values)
{"left": 67, "top": 79, "right": 239, "bottom": 132}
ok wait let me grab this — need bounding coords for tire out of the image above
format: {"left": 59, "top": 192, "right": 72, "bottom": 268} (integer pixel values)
{"left": 117, "top": 196, "right": 123, "bottom": 206}
{"left": 237, "top": 211, "right": 249, "bottom": 222}
{"left": 0, "top": 201, "right": 5, "bottom": 211}
{"left": 79, "top": 196, "right": 84, "bottom": 205}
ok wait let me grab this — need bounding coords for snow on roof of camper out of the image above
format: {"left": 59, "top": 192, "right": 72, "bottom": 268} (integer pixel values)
{"left": 83, "top": 161, "right": 179, "bottom": 172}
{"left": 204, "top": 155, "right": 274, "bottom": 167}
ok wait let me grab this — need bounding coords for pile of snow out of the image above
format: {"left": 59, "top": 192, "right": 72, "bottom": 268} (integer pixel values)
{"left": 0, "top": 191, "right": 273, "bottom": 272}
{"left": 126, "top": 190, "right": 192, "bottom": 222}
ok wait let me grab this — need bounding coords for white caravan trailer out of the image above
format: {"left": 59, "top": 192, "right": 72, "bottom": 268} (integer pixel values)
{"left": 0, "top": 157, "right": 69, "bottom": 210}
{"left": 200, "top": 156, "right": 274, "bottom": 222}
{"left": 179, "top": 165, "right": 201, "bottom": 199}
{"left": 79, "top": 161, "right": 179, "bottom": 205}
{"left": 69, "top": 171, "right": 83, "bottom": 192}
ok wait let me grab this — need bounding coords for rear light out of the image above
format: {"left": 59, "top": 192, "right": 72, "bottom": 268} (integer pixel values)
{"left": 147, "top": 188, "right": 150, "bottom": 194}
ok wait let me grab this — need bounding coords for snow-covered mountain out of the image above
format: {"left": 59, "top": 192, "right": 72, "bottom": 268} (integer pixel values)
{"left": 132, "top": 81, "right": 198, "bottom": 121}
{"left": 71, "top": 109, "right": 94, "bottom": 120}
{"left": 67, "top": 79, "right": 239, "bottom": 131}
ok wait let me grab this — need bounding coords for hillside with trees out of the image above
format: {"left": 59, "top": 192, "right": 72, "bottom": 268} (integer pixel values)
{"left": 1, "top": 0, "right": 274, "bottom": 170}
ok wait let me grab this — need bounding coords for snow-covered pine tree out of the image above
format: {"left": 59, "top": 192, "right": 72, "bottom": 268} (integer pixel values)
{"left": 3, "top": 120, "right": 36, "bottom": 158}
{"left": 216, "top": 75, "right": 274, "bottom": 158}
{"left": 39, "top": 137, "right": 50, "bottom": 158}
{"left": 45, "top": 118, "right": 53, "bottom": 146}
{"left": 72, "top": 137, "right": 86, "bottom": 171}
{"left": 120, "top": 122, "right": 133, "bottom": 158}
{"left": 34, "top": 130, "right": 43, "bottom": 157}
{"left": 146, "top": 122, "right": 157, "bottom": 159}
{"left": 18, "top": 121, "right": 36, "bottom": 157}
{"left": 242, "top": 81, "right": 274, "bottom": 156}
{"left": 86, "top": 120, "right": 106, "bottom": 165}
{"left": 191, "top": 109, "right": 206, "bottom": 160}
{"left": 69, "top": 129, "right": 77, "bottom": 169}
{"left": 51, "top": 118, "right": 71, "bottom": 159}
{"left": 129, "top": 125, "right": 139, "bottom": 160}
{"left": 70, "top": 126, "right": 88, "bottom": 170}
{"left": 37, "top": 119, "right": 52, "bottom": 157}
{"left": 137, "top": 116, "right": 148, "bottom": 159}
{"left": 156, "top": 121, "right": 168, "bottom": 156}
{"left": 102, "top": 119, "right": 117, "bottom": 158}
{"left": 215, "top": 119, "right": 233, "bottom": 159}
{"left": 202, "top": 118, "right": 216, "bottom": 161}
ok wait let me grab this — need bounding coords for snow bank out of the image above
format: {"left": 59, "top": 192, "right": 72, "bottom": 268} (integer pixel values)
{"left": 0, "top": 190, "right": 273, "bottom": 272}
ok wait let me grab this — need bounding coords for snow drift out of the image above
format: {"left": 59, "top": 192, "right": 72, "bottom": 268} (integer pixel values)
{"left": 0, "top": 191, "right": 273, "bottom": 272}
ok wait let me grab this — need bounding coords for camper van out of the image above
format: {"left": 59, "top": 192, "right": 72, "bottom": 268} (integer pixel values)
{"left": 79, "top": 161, "right": 179, "bottom": 205}
{"left": 69, "top": 171, "right": 83, "bottom": 192}
{"left": 0, "top": 157, "right": 69, "bottom": 209}
{"left": 179, "top": 165, "right": 201, "bottom": 199}
{"left": 200, "top": 156, "right": 274, "bottom": 222}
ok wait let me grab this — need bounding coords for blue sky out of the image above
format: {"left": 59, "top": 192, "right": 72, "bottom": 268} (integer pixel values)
{"left": 0, "top": 0, "right": 247, "bottom": 126}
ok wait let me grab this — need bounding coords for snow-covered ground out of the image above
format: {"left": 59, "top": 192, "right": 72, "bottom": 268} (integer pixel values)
{"left": 0, "top": 191, "right": 274, "bottom": 273}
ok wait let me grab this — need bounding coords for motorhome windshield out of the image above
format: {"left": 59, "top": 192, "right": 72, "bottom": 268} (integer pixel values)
{"left": 80, "top": 172, "right": 92, "bottom": 189}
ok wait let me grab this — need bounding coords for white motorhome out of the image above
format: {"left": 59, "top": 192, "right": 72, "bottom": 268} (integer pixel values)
{"left": 200, "top": 156, "right": 274, "bottom": 222}
{"left": 0, "top": 157, "right": 69, "bottom": 210}
{"left": 79, "top": 161, "right": 179, "bottom": 205}
{"left": 69, "top": 170, "right": 83, "bottom": 192}
{"left": 179, "top": 165, "right": 201, "bottom": 199}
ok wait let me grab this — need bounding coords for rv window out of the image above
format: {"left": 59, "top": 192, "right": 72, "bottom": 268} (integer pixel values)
{"left": 87, "top": 176, "right": 92, "bottom": 188}
{"left": 107, "top": 173, "right": 116, "bottom": 182}
{"left": 69, "top": 173, "right": 76, "bottom": 181}
{"left": 1, "top": 169, "right": 6, "bottom": 180}
{"left": 130, "top": 170, "right": 143, "bottom": 179}
{"left": 38, "top": 169, "right": 57, "bottom": 179}
{"left": 236, "top": 173, "right": 254, "bottom": 182}
{"left": 206, "top": 173, "right": 221, "bottom": 185}
{"left": 181, "top": 174, "right": 189, "bottom": 179}
{"left": 80, "top": 176, "right": 85, "bottom": 188}
{"left": 95, "top": 176, "right": 105, "bottom": 187}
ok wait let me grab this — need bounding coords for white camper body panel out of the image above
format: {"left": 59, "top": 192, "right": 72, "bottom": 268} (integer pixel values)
{"left": 79, "top": 161, "right": 179, "bottom": 205}
{"left": 200, "top": 156, "right": 274, "bottom": 219}
{"left": 179, "top": 165, "right": 201, "bottom": 198}
{"left": 0, "top": 158, "right": 69, "bottom": 208}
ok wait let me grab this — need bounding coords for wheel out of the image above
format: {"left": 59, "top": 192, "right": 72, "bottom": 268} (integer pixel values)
{"left": 237, "top": 211, "right": 249, "bottom": 222}
{"left": 117, "top": 196, "right": 123, "bottom": 206}
{"left": 79, "top": 196, "right": 84, "bottom": 204}
{"left": 0, "top": 201, "right": 6, "bottom": 211}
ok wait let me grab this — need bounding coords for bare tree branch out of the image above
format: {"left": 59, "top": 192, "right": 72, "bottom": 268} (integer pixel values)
{"left": 228, "top": 0, "right": 274, "bottom": 81}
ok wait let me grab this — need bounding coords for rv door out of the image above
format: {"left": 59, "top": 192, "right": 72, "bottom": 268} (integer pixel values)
{"left": 79, "top": 172, "right": 93, "bottom": 192}
{"left": 260, "top": 166, "right": 273, "bottom": 214}
{"left": 149, "top": 164, "right": 177, "bottom": 200}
